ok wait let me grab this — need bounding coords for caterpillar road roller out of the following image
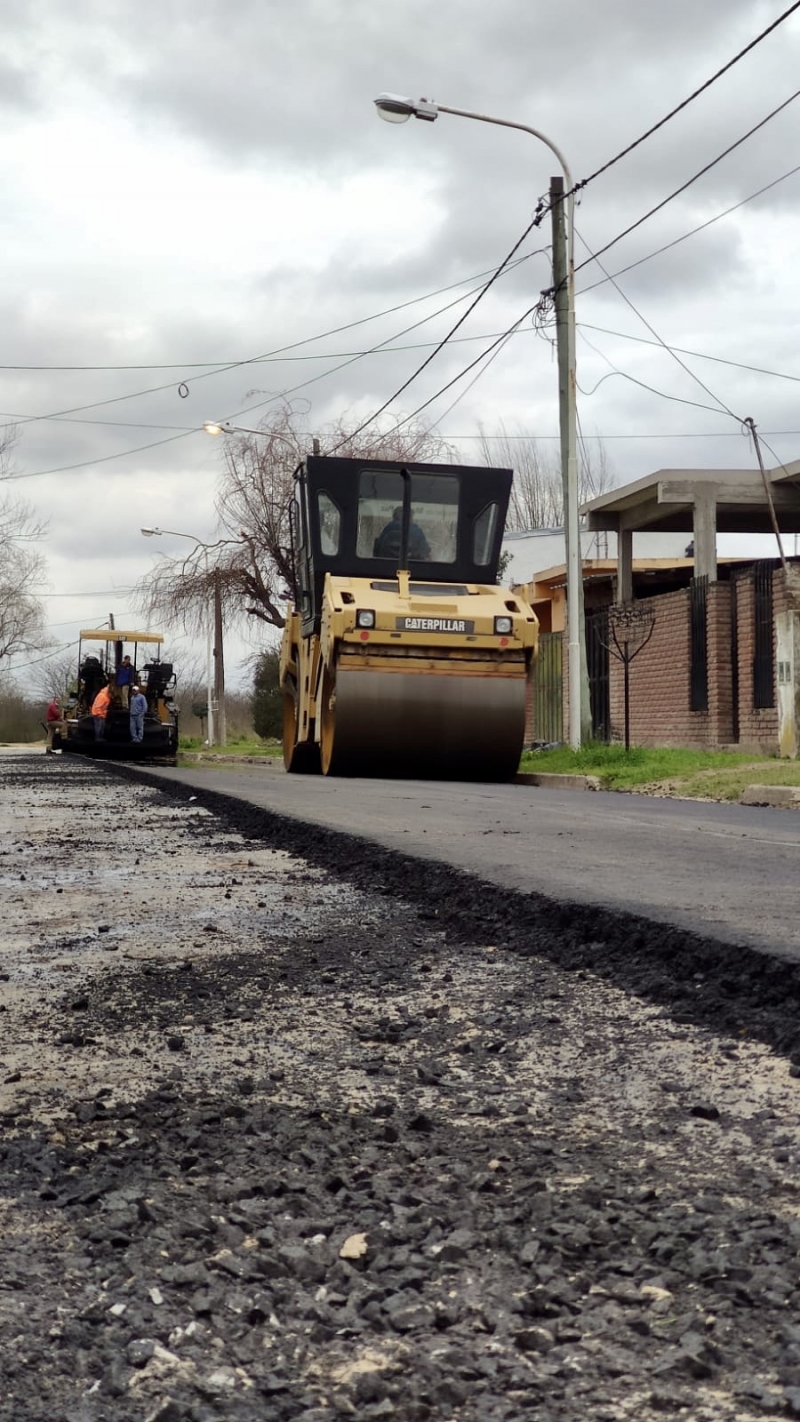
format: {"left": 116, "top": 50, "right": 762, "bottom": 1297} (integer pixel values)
{"left": 54, "top": 627, "right": 179, "bottom": 763}
{"left": 279, "top": 455, "right": 538, "bottom": 779}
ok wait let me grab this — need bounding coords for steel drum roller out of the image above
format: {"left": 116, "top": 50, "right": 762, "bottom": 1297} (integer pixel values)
{"left": 321, "top": 665, "right": 526, "bottom": 780}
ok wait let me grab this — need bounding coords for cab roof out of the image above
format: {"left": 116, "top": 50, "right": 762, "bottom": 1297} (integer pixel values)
{"left": 79, "top": 629, "right": 164, "bottom": 644}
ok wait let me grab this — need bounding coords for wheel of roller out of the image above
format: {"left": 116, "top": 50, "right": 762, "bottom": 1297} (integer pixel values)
{"left": 282, "top": 691, "right": 320, "bottom": 774}
{"left": 321, "top": 663, "right": 527, "bottom": 780}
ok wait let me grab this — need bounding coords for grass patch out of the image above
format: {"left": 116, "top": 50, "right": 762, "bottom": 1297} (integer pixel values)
{"left": 519, "top": 742, "right": 782, "bottom": 792}
{"left": 178, "top": 735, "right": 282, "bottom": 759}
{"left": 668, "top": 761, "right": 800, "bottom": 801}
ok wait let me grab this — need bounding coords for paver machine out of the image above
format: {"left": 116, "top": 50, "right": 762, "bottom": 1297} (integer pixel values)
{"left": 55, "top": 628, "right": 179, "bottom": 763}
{"left": 279, "top": 455, "right": 538, "bottom": 779}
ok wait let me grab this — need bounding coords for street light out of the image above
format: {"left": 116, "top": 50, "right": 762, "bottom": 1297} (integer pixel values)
{"left": 140, "top": 526, "right": 217, "bottom": 747}
{"left": 374, "top": 92, "right": 586, "bottom": 749}
{"left": 204, "top": 420, "right": 302, "bottom": 452}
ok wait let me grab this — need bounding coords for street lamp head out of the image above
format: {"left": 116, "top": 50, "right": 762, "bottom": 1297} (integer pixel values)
{"left": 203, "top": 421, "right": 227, "bottom": 436}
{"left": 373, "top": 93, "right": 438, "bottom": 124}
{"left": 140, "top": 527, "right": 161, "bottom": 537}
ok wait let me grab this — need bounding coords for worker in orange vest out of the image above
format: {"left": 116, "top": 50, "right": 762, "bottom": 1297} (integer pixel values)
{"left": 91, "top": 684, "right": 112, "bottom": 742}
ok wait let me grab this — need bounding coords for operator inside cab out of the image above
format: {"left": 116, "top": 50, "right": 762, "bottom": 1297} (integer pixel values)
{"left": 373, "top": 507, "right": 431, "bottom": 562}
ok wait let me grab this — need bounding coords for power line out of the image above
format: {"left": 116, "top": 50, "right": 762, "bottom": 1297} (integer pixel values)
{"left": 579, "top": 323, "right": 800, "bottom": 386}
{"left": 364, "top": 302, "right": 541, "bottom": 445}
{"left": 431, "top": 324, "right": 524, "bottom": 428}
{"left": 326, "top": 202, "right": 551, "bottom": 454}
{"left": 5, "top": 641, "right": 76, "bottom": 673}
{"left": 2, "top": 251, "right": 547, "bottom": 481}
{"left": 222, "top": 245, "right": 548, "bottom": 431}
{"left": 437, "top": 429, "right": 800, "bottom": 441}
{"left": 6, "top": 296, "right": 800, "bottom": 439}
{"left": 572, "top": 85, "right": 800, "bottom": 277}
{"left": 575, "top": 227, "right": 740, "bottom": 422}
{"left": 572, "top": 0, "right": 800, "bottom": 194}
{"left": 578, "top": 159, "right": 800, "bottom": 296}
{"left": 0, "top": 255, "right": 533, "bottom": 375}
{"left": 577, "top": 326, "right": 736, "bottom": 418}
{"left": 0, "top": 252, "right": 537, "bottom": 433}
{"left": 43, "top": 588, "right": 135, "bottom": 598}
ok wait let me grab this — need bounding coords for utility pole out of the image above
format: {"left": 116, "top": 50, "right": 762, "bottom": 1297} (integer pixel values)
{"left": 213, "top": 571, "right": 226, "bottom": 747}
{"left": 551, "top": 176, "right": 590, "bottom": 744}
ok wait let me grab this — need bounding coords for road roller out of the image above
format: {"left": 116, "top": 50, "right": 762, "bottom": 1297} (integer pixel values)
{"left": 279, "top": 455, "right": 538, "bottom": 779}
{"left": 54, "top": 627, "right": 179, "bottom": 763}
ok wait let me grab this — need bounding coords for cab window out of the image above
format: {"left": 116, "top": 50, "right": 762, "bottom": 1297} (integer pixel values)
{"left": 317, "top": 491, "right": 341, "bottom": 556}
{"left": 356, "top": 469, "right": 459, "bottom": 564}
{"left": 473, "top": 502, "right": 499, "bottom": 566}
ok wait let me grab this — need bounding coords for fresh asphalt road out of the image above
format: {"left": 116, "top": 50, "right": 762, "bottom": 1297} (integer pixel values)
{"left": 141, "top": 764, "right": 800, "bottom": 959}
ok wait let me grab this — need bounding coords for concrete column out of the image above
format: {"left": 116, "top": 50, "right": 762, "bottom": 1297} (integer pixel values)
{"left": 616, "top": 527, "right": 633, "bottom": 603}
{"left": 693, "top": 493, "right": 718, "bottom": 582}
{"left": 776, "top": 609, "right": 800, "bottom": 758}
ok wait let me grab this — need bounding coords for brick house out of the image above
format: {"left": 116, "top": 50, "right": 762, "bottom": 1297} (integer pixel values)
{"left": 514, "top": 459, "right": 800, "bottom": 754}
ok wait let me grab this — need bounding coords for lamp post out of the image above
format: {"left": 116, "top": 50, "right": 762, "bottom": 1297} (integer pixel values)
{"left": 140, "top": 526, "right": 216, "bottom": 747}
{"left": 374, "top": 92, "right": 586, "bottom": 749}
{"left": 203, "top": 421, "right": 309, "bottom": 453}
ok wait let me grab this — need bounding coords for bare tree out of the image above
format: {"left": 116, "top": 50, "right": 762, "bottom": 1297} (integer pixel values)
{"left": 29, "top": 648, "right": 76, "bottom": 702}
{"left": 135, "top": 401, "right": 454, "bottom": 635}
{"left": 0, "top": 431, "right": 49, "bottom": 667}
{"left": 476, "top": 421, "right": 615, "bottom": 531}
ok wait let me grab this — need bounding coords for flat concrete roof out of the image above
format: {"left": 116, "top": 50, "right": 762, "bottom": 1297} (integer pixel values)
{"left": 583, "top": 459, "right": 800, "bottom": 535}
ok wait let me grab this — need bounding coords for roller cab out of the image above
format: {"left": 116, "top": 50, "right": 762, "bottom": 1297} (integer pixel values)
{"left": 279, "top": 456, "right": 538, "bottom": 779}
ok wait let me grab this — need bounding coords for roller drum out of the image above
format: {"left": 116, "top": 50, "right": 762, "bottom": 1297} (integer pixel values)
{"left": 321, "top": 666, "right": 525, "bottom": 781}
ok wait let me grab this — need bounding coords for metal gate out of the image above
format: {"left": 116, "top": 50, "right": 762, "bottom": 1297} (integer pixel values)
{"left": 690, "top": 576, "right": 709, "bottom": 713}
{"left": 753, "top": 561, "right": 776, "bottom": 709}
{"left": 533, "top": 632, "right": 563, "bottom": 744}
{"left": 587, "top": 608, "right": 610, "bottom": 742}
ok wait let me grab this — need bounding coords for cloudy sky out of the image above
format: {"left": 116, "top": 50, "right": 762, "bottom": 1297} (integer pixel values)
{"left": 3, "top": 0, "right": 800, "bottom": 691}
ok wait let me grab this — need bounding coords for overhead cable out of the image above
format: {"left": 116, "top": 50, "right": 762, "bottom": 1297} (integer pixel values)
{"left": 3, "top": 249, "right": 546, "bottom": 480}
{"left": 0, "top": 252, "right": 536, "bottom": 422}
{"left": 326, "top": 202, "right": 551, "bottom": 454}
{"left": 572, "top": 85, "right": 800, "bottom": 277}
{"left": 572, "top": 0, "right": 800, "bottom": 195}
{"left": 579, "top": 323, "right": 800, "bottom": 386}
{"left": 578, "top": 159, "right": 800, "bottom": 296}
{"left": 575, "top": 228, "right": 741, "bottom": 421}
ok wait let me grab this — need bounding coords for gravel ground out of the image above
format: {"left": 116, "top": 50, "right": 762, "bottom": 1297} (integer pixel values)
{"left": 3, "top": 753, "right": 800, "bottom": 1422}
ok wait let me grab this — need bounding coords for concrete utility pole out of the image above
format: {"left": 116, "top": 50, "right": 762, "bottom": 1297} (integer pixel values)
{"left": 213, "top": 571, "right": 226, "bottom": 748}
{"left": 550, "top": 175, "right": 591, "bottom": 745}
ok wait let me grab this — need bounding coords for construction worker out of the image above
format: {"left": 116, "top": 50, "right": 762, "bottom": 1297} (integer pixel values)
{"left": 45, "top": 696, "right": 63, "bottom": 754}
{"left": 116, "top": 654, "right": 134, "bottom": 708}
{"left": 129, "top": 686, "right": 147, "bottom": 744}
{"left": 91, "top": 684, "right": 112, "bottom": 741}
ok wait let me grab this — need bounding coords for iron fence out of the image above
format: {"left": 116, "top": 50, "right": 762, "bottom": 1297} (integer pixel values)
{"left": 753, "top": 561, "right": 775, "bottom": 709}
{"left": 533, "top": 632, "right": 563, "bottom": 744}
{"left": 690, "top": 576, "right": 708, "bottom": 713}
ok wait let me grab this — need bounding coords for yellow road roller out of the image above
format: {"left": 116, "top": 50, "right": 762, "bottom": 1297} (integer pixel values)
{"left": 279, "top": 455, "right": 538, "bottom": 779}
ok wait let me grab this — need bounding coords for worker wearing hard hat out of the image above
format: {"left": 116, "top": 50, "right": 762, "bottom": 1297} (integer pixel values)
{"left": 129, "top": 686, "right": 147, "bottom": 744}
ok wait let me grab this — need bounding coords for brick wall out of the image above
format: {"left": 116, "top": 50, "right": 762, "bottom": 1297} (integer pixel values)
{"left": 559, "top": 564, "right": 789, "bottom": 752}
{"left": 607, "top": 587, "right": 726, "bottom": 749}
